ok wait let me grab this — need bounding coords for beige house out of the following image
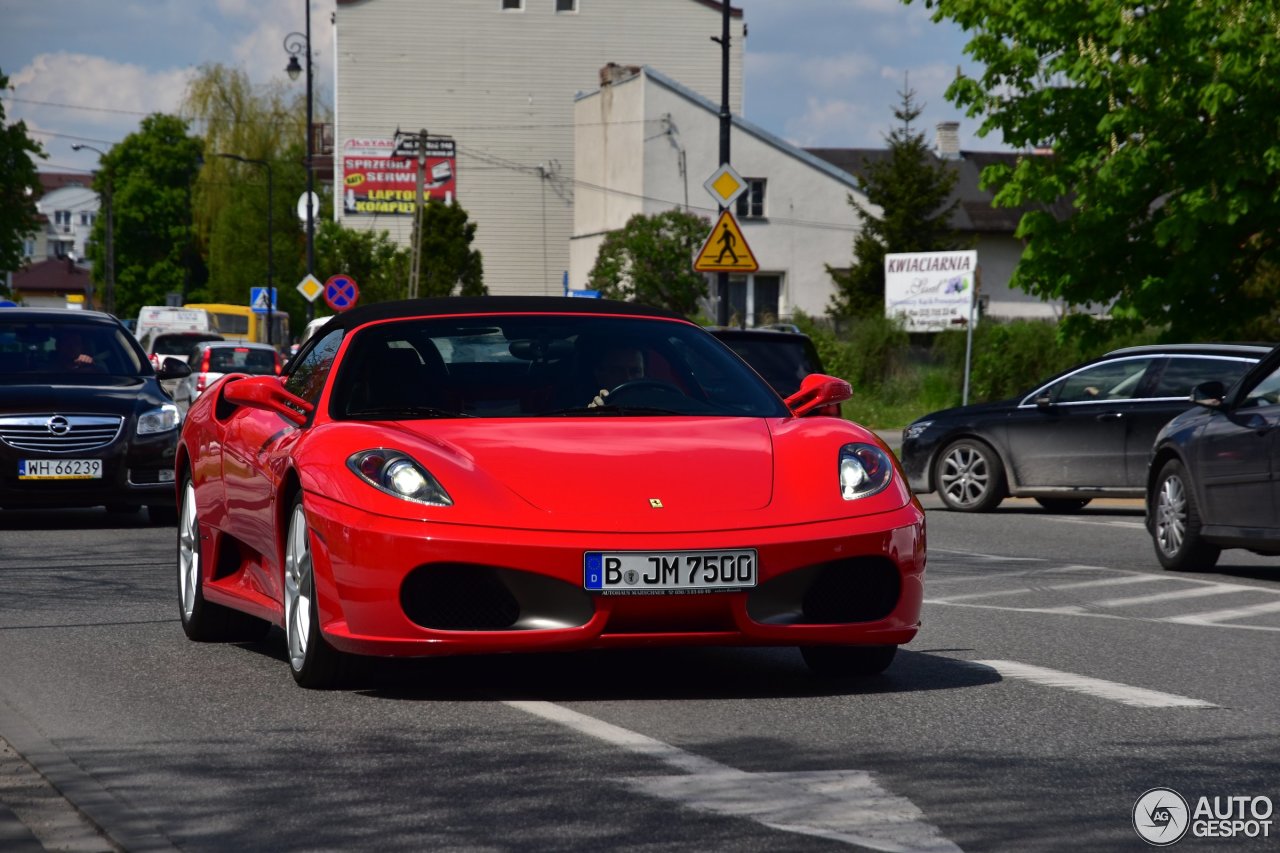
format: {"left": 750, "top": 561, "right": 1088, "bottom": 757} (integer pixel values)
{"left": 572, "top": 64, "right": 866, "bottom": 323}
{"left": 333, "top": 0, "right": 745, "bottom": 296}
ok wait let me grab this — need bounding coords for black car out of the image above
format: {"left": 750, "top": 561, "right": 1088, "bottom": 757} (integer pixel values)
{"left": 708, "top": 326, "right": 826, "bottom": 398}
{"left": 1147, "top": 344, "right": 1280, "bottom": 570}
{"left": 900, "top": 343, "right": 1271, "bottom": 512}
{"left": 0, "top": 308, "right": 191, "bottom": 523}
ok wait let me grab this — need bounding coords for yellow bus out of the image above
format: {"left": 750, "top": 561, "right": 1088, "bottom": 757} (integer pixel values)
{"left": 184, "top": 303, "right": 290, "bottom": 348}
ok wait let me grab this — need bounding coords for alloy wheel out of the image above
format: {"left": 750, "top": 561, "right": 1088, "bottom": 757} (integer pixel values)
{"left": 1155, "top": 473, "right": 1187, "bottom": 558}
{"left": 285, "top": 502, "right": 313, "bottom": 672}
{"left": 178, "top": 481, "right": 199, "bottom": 621}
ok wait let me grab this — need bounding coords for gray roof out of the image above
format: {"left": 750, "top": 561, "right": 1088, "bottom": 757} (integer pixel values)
{"left": 805, "top": 148, "right": 1075, "bottom": 235}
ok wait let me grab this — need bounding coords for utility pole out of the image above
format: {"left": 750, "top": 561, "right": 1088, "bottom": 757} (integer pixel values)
{"left": 398, "top": 128, "right": 429, "bottom": 299}
{"left": 712, "top": 1, "right": 732, "bottom": 326}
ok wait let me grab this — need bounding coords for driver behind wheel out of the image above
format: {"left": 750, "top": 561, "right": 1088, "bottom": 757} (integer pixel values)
{"left": 588, "top": 342, "right": 646, "bottom": 408}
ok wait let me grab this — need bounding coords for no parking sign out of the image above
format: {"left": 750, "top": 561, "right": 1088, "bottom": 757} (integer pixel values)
{"left": 324, "top": 275, "right": 359, "bottom": 312}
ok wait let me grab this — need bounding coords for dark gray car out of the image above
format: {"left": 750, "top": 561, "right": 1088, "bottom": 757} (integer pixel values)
{"left": 901, "top": 343, "right": 1271, "bottom": 512}
{"left": 1147, "top": 344, "right": 1280, "bottom": 570}
{"left": 0, "top": 308, "right": 191, "bottom": 523}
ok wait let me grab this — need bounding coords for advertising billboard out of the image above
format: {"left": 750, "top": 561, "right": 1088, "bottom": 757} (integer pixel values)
{"left": 884, "top": 250, "right": 978, "bottom": 332}
{"left": 342, "top": 137, "right": 457, "bottom": 215}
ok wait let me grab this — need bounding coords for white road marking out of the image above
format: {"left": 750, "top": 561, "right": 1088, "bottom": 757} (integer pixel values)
{"left": 1094, "top": 585, "right": 1245, "bottom": 608}
{"left": 1037, "top": 516, "right": 1147, "bottom": 529}
{"left": 971, "top": 660, "right": 1216, "bottom": 708}
{"left": 934, "top": 573, "right": 1160, "bottom": 603}
{"left": 1164, "top": 599, "right": 1280, "bottom": 626}
{"left": 504, "top": 700, "right": 961, "bottom": 852}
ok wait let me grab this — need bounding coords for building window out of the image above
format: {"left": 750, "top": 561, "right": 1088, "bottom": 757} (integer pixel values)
{"left": 80, "top": 212, "right": 91, "bottom": 226}
{"left": 735, "top": 179, "right": 766, "bottom": 219}
{"left": 556, "top": 0, "right": 577, "bottom": 11}
{"left": 54, "top": 210, "right": 71, "bottom": 226}
{"left": 501, "top": 0, "right": 523, "bottom": 10}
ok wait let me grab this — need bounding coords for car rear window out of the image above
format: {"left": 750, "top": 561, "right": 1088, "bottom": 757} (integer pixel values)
{"left": 154, "top": 333, "right": 222, "bottom": 355}
{"left": 1148, "top": 356, "right": 1257, "bottom": 399}
{"left": 207, "top": 347, "right": 278, "bottom": 374}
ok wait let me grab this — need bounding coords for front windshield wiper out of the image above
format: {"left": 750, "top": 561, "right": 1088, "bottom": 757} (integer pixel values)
{"left": 346, "top": 406, "right": 473, "bottom": 419}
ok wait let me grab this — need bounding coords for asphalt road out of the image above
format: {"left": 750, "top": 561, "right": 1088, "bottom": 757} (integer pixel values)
{"left": 1, "top": 498, "right": 1277, "bottom": 852}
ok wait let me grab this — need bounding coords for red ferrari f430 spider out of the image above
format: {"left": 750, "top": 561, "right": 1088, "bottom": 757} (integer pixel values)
{"left": 175, "top": 297, "right": 926, "bottom": 688}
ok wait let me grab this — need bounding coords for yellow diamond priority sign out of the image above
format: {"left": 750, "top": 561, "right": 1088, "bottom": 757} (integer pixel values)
{"left": 296, "top": 274, "right": 324, "bottom": 303}
{"left": 703, "top": 163, "right": 747, "bottom": 209}
{"left": 693, "top": 210, "right": 758, "bottom": 273}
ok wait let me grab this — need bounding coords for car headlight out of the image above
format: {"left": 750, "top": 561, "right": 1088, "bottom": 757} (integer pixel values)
{"left": 137, "top": 403, "right": 180, "bottom": 435}
{"left": 902, "top": 420, "right": 933, "bottom": 441}
{"left": 348, "top": 449, "right": 453, "bottom": 506}
{"left": 839, "top": 443, "right": 893, "bottom": 500}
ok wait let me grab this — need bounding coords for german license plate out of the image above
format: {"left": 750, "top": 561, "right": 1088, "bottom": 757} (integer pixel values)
{"left": 18, "top": 459, "right": 103, "bottom": 480}
{"left": 584, "top": 549, "right": 757, "bottom": 594}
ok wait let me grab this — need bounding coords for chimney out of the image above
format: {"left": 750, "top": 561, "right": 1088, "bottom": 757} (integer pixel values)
{"left": 935, "top": 121, "right": 961, "bottom": 160}
{"left": 599, "top": 63, "right": 641, "bottom": 87}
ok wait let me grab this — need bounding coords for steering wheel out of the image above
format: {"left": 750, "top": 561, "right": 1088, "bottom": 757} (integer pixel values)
{"left": 605, "top": 378, "right": 685, "bottom": 399}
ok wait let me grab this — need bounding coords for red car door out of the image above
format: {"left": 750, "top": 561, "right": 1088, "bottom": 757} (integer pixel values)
{"left": 222, "top": 406, "right": 302, "bottom": 600}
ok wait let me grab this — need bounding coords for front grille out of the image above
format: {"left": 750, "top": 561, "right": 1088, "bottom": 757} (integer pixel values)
{"left": 0, "top": 415, "right": 123, "bottom": 452}
{"left": 401, "top": 563, "right": 594, "bottom": 631}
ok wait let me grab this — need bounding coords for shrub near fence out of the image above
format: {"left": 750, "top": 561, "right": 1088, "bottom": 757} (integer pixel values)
{"left": 794, "top": 312, "right": 1163, "bottom": 429}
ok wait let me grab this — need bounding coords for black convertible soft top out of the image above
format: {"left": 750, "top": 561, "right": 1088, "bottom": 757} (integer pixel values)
{"left": 313, "top": 296, "right": 685, "bottom": 337}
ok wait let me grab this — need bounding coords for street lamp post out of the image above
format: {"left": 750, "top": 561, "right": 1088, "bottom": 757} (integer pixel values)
{"left": 217, "top": 154, "right": 274, "bottom": 348}
{"left": 71, "top": 143, "right": 113, "bottom": 316}
{"left": 285, "top": 3, "right": 315, "bottom": 323}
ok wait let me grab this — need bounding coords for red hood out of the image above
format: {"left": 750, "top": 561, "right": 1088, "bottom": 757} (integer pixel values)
{"left": 405, "top": 417, "right": 775, "bottom": 521}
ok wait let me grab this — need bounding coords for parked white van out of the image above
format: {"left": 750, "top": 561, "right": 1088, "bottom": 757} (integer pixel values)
{"left": 134, "top": 306, "right": 212, "bottom": 345}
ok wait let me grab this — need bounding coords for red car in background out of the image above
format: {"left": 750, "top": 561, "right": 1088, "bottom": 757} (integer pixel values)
{"left": 175, "top": 297, "right": 926, "bottom": 688}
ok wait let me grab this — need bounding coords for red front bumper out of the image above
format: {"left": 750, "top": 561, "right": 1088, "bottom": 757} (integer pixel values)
{"left": 303, "top": 491, "right": 926, "bottom": 657}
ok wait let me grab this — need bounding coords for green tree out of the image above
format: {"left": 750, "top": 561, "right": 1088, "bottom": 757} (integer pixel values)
{"left": 914, "top": 0, "right": 1280, "bottom": 339}
{"left": 412, "top": 199, "right": 486, "bottom": 297}
{"left": 828, "top": 83, "right": 961, "bottom": 318}
{"left": 184, "top": 64, "right": 318, "bottom": 330}
{"left": 314, "top": 219, "right": 408, "bottom": 309}
{"left": 84, "top": 114, "right": 204, "bottom": 321}
{"left": 0, "top": 69, "right": 45, "bottom": 281}
{"left": 587, "top": 208, "right": 709, "bottom": 316}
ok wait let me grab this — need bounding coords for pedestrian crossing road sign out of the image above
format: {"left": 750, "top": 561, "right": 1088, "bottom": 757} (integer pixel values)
{"left": 693, "top": 210, "right": 758, "bottom": 273}
{"left": 250, "top": 287, "right": 277, "bottom": 313}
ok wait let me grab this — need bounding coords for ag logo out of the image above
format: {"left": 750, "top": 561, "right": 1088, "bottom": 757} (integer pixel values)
{"left": 1133, "top": 787, "right": 1190, "bottom": 846}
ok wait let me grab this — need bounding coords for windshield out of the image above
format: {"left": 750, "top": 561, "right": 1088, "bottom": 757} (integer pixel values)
{"left": 331, "top": 315, "right": 789, "bottom": 419}
{"left": 0, "top": 320, "right": 146, "bottom": 377}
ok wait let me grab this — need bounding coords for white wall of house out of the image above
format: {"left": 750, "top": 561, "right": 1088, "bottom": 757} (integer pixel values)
{"left": 34, "top": 184, "right": 99, "bottom": 264}
{"left": 333, "top": 0, "right": 744, "bottom": 297}
{"left": 572, "top": 66, "right": 868, "bottom": 322}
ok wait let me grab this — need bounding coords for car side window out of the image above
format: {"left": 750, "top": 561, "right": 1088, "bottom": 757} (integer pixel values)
{"left": 1052, "top": 357, "right": 1155, "bottom": 403}
{"left": 1238, "top": 363, "right": 1280, "bottom": 409}
{"left": 284, "top": 329, "right": 343, "bottom": 403}
{"left": 1148, "top": 356, "right": 1255, "bottom": 399}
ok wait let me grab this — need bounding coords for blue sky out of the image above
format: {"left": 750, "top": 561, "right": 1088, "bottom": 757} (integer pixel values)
{"left": 1, "top": 0, "right": 999, "bottom": 175}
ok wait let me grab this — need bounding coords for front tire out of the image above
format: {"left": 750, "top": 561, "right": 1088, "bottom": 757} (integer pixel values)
{"left": 935, "top": 439, "right": 1006, "bottom": 512}
{"left": 801, "top": 645, "right": 897, "bottom": 677}
{"left": 1152, "top": 460, "right": 1220, "bottom": 572}
{"left": 1035, "top": 497, "right": 1091, "bottom": 513}
{"left": 178, "top": 477, "right": 270, "bottom": 642}
{"left": 284, "top": 492, "right": 344, "bottom": 689}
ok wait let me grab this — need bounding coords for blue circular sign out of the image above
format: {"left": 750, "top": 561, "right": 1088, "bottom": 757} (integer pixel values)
{"left": 324, "top": 275, "right": 359, "bottom": 312}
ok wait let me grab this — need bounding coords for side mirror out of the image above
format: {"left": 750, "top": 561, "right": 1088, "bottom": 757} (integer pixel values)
{"left": 1034, "top": 394, "right": 1053, "bottom": 408}
{"left": 1190, "top": 380, "right": 1226, "bottom": 409}
{"left": 785, "top": 373, "right": 852, "bottom": 417}
{"left": 157, "top": 357, "right": 193, "bottom": 380}
{"left": 221, "top": 375, "right": 314, "bottom": 426}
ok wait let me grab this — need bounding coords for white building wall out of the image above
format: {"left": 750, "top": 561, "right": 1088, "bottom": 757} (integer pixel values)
{"left": 335, "top": 0, "right": 743, "bottom": 297}
{"left": 571, "top": 67, "right": 865, "bottom": 321}
{"left": 35, "top": 185, "right": 99, "bottom": 263}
